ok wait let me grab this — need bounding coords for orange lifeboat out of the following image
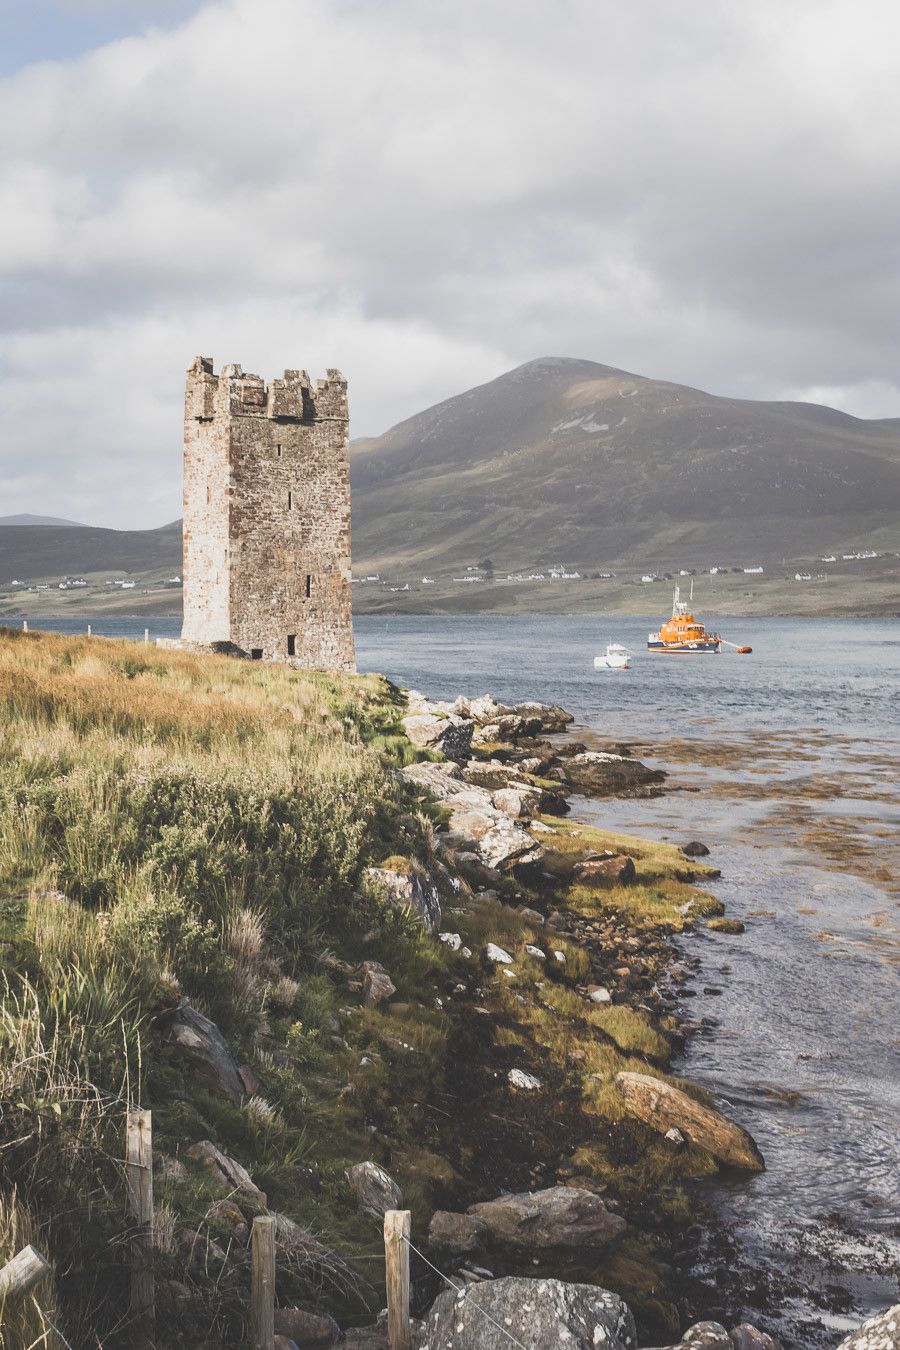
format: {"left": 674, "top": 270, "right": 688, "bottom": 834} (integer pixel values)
{"left": 648, "top": 586, "right": 721, "bottom": 653}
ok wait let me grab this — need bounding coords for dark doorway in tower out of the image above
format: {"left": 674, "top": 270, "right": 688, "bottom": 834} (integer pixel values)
{"left": 251, "top": 649, "right": 263, "bottom": 660}
{"left": 287, "top": 634, "right": 296, "bottom": 657}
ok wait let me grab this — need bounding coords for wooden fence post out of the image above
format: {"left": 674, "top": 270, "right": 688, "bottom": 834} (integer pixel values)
{"left": 383, "top": 1209, "right": 411, "bottom": 1350}
{"left": 250, "top": 1215, "right": 275, "bottom": 1350}
{"left": 125, "top": 1107, "right": 155, "bottom": 1335}
{"left": 0, "top": 1244, "right": 51, "bottom": 1303}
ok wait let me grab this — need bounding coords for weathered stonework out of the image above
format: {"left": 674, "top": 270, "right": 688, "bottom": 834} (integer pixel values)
{"left": 178, "top": 356, "right": 355, "bottom": 672}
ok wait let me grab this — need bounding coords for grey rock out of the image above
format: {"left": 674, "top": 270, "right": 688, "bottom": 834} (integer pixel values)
{"left": 423, "top": 1275, "right": 636, "bottom": 1349}
{"left": 836, "top": 1305, "right": 900, "bottom": 1349}
{"left": 615, "top": 1072, "right": 765, "bottom": 1171}
{"left": 681, "top": 1325, "right": 733, "bottom": 1349}
{"left": 401, "top": 763, "right": 542, "bottom": 871}
{"left": 682, "top": 840, "right": 711, "bottom": 857}
{"left": 492, "top": 786, "right": 542, "bottom": 818}
{"left": 186, "top": 1140, "right": 266, "bottom": 1206}
{"left": 365, "top": 861, "right": 442, "bottom": 932}
{"left": 463, "top": 760, "right": 526, "bottom": 791}
{"left": 467, "top": 1186, "right": 625, "bottom": 1253}
{"left": 514, "top": 701, "right": 575, "bottom": 731}
{"left": 274, "top": 1307, "right": 341, "bottom": 1346}
{"left": 360, "top": 961, "right": 396, "bottom": 1007}
{"left": 560, "top": 751, "right": 665, "bottom": 796}
{"left": 163, "top": 1002, "right": 246, "bottom": 1103}
{"left": 428, "top": 1186, "right": 625, "bottom": 1257}
{"left": 345, "top": 1160, "right": 402, "bottom": 1218}
{"left": 402, "top": 702, "right": 474, "bottom": 758}
{"left": 428, "top": 1209, "right": 481, "bottom": 1254}
{"left": 573, "top": 853, "right": 636, "bottom": 886}
{"left": 730, "top": 1325, "right": 782, "bottom": 1349}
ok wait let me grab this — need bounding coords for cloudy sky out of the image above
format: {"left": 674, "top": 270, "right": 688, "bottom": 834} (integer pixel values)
{"left": 2, "top": 0, "right": 899, "bottom": 528}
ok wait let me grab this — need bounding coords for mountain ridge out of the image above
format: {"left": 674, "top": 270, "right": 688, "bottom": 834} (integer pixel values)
{"left": 1, "top": 360, "right": 898, "bottom": 596}
{"left": 351, "top": 356, "right": 900, "bottom": 573}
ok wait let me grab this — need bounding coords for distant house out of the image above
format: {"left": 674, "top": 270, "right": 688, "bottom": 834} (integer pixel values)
{"left": 794, "top": 572, "right": 812, "bottom": 581}
{"left": 743, "top": 566, "right": 764, "bottom": 574}
{"left": 421, "top": 577, "right": 435, "bottom": 584}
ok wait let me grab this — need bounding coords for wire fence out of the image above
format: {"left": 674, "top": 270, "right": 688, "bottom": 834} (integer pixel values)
{"left": 401, "top": 1232, "right": 532, "bottom": 1350}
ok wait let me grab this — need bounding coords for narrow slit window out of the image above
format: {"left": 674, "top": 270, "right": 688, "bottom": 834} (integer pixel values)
{"left": 287, "top": 634, "right": 296, "bottom": 657}
{"left": 305, "top": 574, "right": 311, "bottom": 599}
{"left": 276, "top": 444, "right": 282, "bottom": 458}
{"left": 288, "top": 490, "right": 292, "bottom": 510}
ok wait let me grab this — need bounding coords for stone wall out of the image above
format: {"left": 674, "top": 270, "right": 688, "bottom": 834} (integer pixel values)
{"left": 181, "top": 356, "right": 355, "bottom": 673}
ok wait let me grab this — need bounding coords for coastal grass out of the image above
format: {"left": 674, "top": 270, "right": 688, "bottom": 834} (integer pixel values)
{"left": 0, "top": 628, "right": 441, "bottom": 1344}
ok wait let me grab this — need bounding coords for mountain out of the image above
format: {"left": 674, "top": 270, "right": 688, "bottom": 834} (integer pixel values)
{"left": 2, "top": 359, "right": 898, "bottom": 600}
{"left": 0, "top": 520, "right": 182, "bottom": 582}
{"left": 0, "top": 513, "right": 86, "bottom": 528}
{"left": 351, "top": 357, "right": 900, "bottom": 571}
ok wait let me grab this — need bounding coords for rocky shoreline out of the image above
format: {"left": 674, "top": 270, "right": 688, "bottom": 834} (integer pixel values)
{"left": 344, "top": 686, "right": 897, "bottom": 1350}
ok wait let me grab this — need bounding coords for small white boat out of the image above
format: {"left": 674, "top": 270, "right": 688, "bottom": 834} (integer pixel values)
{"left": 594, "top": 642, "right": 633, "bottom": 670}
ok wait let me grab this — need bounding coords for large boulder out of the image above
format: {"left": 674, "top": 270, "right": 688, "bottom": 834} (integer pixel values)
{"left": 454, "top": 693, "right": 513, "bottom": 724}
{"left": 428, "top": 1186, "right": 625, "bottom": 1256}
{"left": 463, "top": 760, "right": 524, "bottom": 791}
{"left": 514, "top": 701, "right": 575, "bottom": 732}
{"left": 644, "top": 1325, "right": 781, "bottom": 1350}
{"left": 491, "top": 785, "right": 542, "bottom": 819}
{"left": 402, "top": 710, "right": 473, "bottom": 759}
{"left": 614, "top": 1073, "right": 764, "bottom": 1171}
{"left": 573, "top": 853, "right": 636, "bottom": 886}
{"left": 365, "top": 861, "right": 442, "bottom": 932}
{"left": 163, "top": 1003, "right": 246, "bottom": 1103}
{"left": 359, "top": 961, "right": 396, "bottom": 1007}
{"left": 681, "top": 1326, "right": 733, "bottom": 1349}
{"left": 422, "top": 1276, "right": 636, "bottom": 1349}
{"left": 837, "top": 1305, "right": 900, "bottom": 1349}
{"left": 559, "top": 752, "right": 665, "bottom": 796}
{"left": 400, "top": 763, "right": 542, "bottom": 871}
{"left": 345, "top": 1161, "right": 402, "bottom": 1218}
{"left": 186, "top": 1140, "right": 267, "bottom": 1206}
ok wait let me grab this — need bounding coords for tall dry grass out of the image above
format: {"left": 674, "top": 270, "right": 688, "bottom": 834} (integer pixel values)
{"left": 0, "top": 629, "right": 421, "bottom": 1345}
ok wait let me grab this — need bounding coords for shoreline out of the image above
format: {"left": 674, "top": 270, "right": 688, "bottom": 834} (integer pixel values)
{"left": 397, "top": 686, "right": 772, "bottom": 1341}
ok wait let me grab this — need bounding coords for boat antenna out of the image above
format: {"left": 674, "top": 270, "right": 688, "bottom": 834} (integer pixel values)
{"left": 690, "top": 578, "right": 694, "bottom": 603}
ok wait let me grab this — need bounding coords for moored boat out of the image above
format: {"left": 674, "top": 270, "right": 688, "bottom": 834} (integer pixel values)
{"left": 594, "top": 642, "right": 633, "bottom": 669}
{"left": 648, "top": 585, "right": 721, "bottom": 653}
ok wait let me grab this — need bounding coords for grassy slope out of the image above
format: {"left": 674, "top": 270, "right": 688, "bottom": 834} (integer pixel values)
{"left": 0, "top": 632, "right": 731, "bottom": 1346}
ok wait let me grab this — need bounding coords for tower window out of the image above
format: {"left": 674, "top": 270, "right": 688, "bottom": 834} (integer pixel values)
{"left": 288, "top": 490, "right": 292, "bottom": 510}
{"left": 287, "top": 634, "right": 296, "bottom": 657}
{"left": 305, "top": 574, "right": 311, "bottom": 599}
{"left": 276, "top": 444, "right": 282, "bottom": 458}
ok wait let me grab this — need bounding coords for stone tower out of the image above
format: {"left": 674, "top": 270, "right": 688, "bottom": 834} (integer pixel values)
{"left": 180, "top": 357, "right": 355, "bottom": 672}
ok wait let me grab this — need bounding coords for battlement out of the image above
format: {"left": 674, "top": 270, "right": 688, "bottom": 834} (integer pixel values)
{"left": 186, "top": 356, "right": 348, "bottom": 424}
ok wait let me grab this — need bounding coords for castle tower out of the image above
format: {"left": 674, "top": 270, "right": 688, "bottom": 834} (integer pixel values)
{"left": 180, "top": 357, "right": 355, "bottom": 672}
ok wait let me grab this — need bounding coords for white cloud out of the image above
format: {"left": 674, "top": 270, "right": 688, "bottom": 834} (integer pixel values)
{"left": 1, "top": 0, "right": 899, "bottom": 525}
